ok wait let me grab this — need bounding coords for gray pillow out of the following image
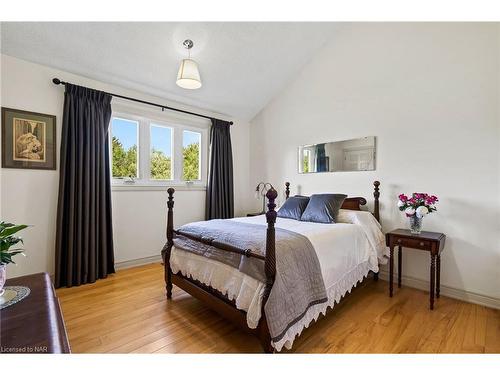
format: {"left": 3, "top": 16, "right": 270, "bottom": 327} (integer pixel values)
{"left": 300, "top": 194, "right": 347, "bottom": 223}
{"left": 277, "top": 196, "right": 310, "bottom": 220}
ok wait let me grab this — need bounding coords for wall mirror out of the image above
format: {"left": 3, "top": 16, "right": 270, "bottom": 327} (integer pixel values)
{"left": 298, "top": 136, "right": 376, "bottom": 173}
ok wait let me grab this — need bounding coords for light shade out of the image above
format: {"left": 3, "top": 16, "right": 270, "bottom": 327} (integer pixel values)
{"left": 176, "top": 59, "right": 202, "bottom": 89}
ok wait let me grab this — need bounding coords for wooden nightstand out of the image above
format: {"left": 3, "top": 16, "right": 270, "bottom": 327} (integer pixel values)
{"left": 385, "top": 229, "right": 446, "bottom": 310}
{"left": 246, "top": 212, "right": 264, "bottom": 217}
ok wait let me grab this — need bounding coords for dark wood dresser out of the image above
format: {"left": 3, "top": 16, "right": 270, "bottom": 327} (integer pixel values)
{"left": 1, "top": 272, "right": 71, "bottom": 353}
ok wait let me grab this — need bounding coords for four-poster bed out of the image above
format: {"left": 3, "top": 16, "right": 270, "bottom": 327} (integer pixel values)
{"left": 161, "top": 180, "right": 381, "bottom": 353}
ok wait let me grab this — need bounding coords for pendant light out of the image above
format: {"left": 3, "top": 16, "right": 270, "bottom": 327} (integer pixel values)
{"left": 176, "top": 39, "right": 202, "bottom": 90}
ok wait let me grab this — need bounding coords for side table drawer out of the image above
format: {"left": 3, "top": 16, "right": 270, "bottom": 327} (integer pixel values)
{"left": 392, "top": 236, "right": 432, "bottom": 250}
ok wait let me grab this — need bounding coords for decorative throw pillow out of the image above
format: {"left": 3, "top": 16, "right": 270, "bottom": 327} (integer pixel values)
{"left": 277, "top": 196, "right": 310, "bottom": 220}
{"left": 300, "top": 194, "right": 348, "bottom": 223}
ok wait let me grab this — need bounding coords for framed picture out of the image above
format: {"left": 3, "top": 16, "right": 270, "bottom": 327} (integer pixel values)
{"left": 1, "top": 107, "right": 56, "bottom": 170}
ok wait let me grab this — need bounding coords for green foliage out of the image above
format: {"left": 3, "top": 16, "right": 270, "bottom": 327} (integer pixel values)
{"left": 112, "top": 136, "right": 137, "bottom": 178}
{"left": 111, "top": 136, "right": 200, "bottom": 181}
{"left": 0, "top": 221, "right": 28, "bottom": 265}
{"left": 303, "top": 153, "right": 309, "bottom": 173}
{"left": 151, "top": 149, "right": 172, "bottom": 180}
{"left": 182, "top": 143, "right": 200, "bottom": 181}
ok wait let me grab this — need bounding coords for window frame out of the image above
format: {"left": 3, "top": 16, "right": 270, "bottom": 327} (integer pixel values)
{"left": 182, "top": 129, "right": 203, "bottom": 182}
{"left": 110, "top": 115, "right": 140, "bottom": 179}
{"left": 110, "top": 109, "right": 208, "bottom": 188}
{"left": 149, "top": 122, "right": 174, "bottom": 181}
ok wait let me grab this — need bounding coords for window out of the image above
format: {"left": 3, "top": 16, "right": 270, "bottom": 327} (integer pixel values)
{"left": 182, "top": 130, "right": 201, "bottom": 181}
{"left": 150, "top": 125, "right": 172, "bottom": 180}
{"left": 111, "top": 118, "right": 139, "bottom": 178}
{"left": 110, "top": 111, "right": 207, "bottom": 187}
{"left": 302, "top": 149, "right": 311, "bottom": 173}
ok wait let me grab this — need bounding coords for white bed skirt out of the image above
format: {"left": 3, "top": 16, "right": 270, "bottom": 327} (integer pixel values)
{"left": 170, "top": 248, "right": 375, "bottom": 351}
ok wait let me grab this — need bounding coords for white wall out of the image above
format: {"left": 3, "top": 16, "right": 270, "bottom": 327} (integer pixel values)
{"left": 250, "top": 23, "right": 500, "bottom": 301}
{"left": 0, "top": 54, "right": 252, "bottom": 278}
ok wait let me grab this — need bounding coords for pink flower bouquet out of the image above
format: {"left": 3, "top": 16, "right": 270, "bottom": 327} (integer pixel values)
{"left": 398, "top": 193, "right": 438, "bottom": 217}
{"left": 398, "top": 193, "right": 438, "bottom": 234}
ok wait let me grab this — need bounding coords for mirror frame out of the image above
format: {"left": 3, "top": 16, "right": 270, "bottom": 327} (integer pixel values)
{"left": 298, "top": 136, "right": 376, "bottom": 174}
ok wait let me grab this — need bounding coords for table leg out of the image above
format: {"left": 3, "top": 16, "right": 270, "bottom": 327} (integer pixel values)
{"left": 436, "top": 254, "right": 441, "bottom": 298}
{"left": 430, "top": 254, "right": 436, "bottom": 310}
{"left": 389, "top": 246, "right": 394, "bottom": 297}
{"left": 398, "top": 245, "right": 402, "bottom": 288}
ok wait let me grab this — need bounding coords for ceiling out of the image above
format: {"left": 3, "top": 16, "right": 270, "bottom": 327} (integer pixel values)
{"left": 0, "top": 22, "right": 338, "bottom": 120}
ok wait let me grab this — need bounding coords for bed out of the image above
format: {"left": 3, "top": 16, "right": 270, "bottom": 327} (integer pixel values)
{"left": 161, "top": 181, "right": 385, "bottom": 352}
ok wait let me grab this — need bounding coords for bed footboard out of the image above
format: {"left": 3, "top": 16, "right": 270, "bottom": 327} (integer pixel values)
{"left": 162, "top": 186, "right": 278, "bottom": 352}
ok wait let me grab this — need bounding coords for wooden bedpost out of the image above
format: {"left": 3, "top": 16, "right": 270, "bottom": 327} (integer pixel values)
{"left": 373, "top": 181, "right": 380, "bottom": 223}
{"left": 165, "top": 187, "right": 175, "bottom": 299}
{"left": 259, "top": 187, "right": 278, "bottom": 353}
{"left": 263, "top": 188, "right": 278, "bottom": 303}
{"left": 372, "top": 181, "right": 380, "bottom": 282}
{"left": 285, "top": 182, "right": 290, "bottom": 200}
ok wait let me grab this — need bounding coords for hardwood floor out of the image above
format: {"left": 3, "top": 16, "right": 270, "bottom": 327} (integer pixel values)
{"left": 57, "top": 263, "right": 500, "bottom": 353}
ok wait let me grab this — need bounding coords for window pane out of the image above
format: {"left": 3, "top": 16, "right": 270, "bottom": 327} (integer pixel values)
{"left": 182, "top": 130, "right": 201, "bottom": 180}
{"left": 303, "top": 150, "right": 310, "bottom": 173}
{"left": 111, "top": 118, "right": 138, "bottom": 178}
{"left": 150, "top": 125, "right": 172, "bottom": 180}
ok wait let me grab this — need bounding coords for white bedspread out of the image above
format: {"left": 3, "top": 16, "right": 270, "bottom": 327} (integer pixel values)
{"left": 170, "top": 209, "right": 387, "bottom": 351}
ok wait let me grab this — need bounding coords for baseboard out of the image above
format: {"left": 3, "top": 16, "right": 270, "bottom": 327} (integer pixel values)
{"left": 48, "top": 255, "right": 162, "bottom": 285}
{"left": 378, "top": 270, "right": 500, "bottom": 310}
{"left": 114, "top": 254, "right": 162, "bottom": 270}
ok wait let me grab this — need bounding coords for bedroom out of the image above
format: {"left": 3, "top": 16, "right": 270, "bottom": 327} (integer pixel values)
{"left": 0, "top": 1, "right": 499, "bottom": 371}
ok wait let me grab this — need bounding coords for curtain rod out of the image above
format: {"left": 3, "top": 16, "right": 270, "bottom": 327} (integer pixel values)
{"left": 52, "top": 78, "right": 233, "bottom": 125}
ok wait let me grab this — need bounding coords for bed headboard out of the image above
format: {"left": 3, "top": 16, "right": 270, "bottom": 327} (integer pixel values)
{"left": 284, "top": 180, "right": 380, "bottom": 222}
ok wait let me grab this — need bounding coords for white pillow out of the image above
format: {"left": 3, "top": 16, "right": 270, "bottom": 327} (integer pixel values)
{"left": 336, "top": 209, "right": 381, "bottom": 230}
{"left": 336, "top": 209, "right": 388, "bottom": 264}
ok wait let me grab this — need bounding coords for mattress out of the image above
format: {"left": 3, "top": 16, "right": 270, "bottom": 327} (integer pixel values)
{"left": 170, "top": 209, "right": 387, "bottom": 351}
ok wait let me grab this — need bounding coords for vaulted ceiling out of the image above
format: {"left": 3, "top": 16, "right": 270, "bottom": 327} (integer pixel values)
{"left": 1, "top": 22, "right": 338, "bottom": 120}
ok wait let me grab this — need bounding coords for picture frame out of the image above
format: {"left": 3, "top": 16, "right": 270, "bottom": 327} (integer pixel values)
{"left": 1, "top": 107, "right": 56, "bottom": 170}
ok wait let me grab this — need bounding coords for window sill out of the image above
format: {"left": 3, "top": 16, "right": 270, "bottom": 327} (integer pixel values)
{"left": 111, "top": 184, "right": 206, "bottom": 192}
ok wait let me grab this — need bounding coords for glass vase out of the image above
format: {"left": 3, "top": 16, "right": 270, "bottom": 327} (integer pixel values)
{"left": 409, "top": 215, "right": 423, "bottom": 234}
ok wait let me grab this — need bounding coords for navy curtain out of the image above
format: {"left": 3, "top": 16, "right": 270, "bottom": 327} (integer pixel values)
{"left": 55, "top": 83, "right": 115, "bottom": 288}
{"left": 206, "top": 119, "right": 234, "bottom": 219}
{"left": 316, "top": 144, "right": 328, "bottom": 172}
